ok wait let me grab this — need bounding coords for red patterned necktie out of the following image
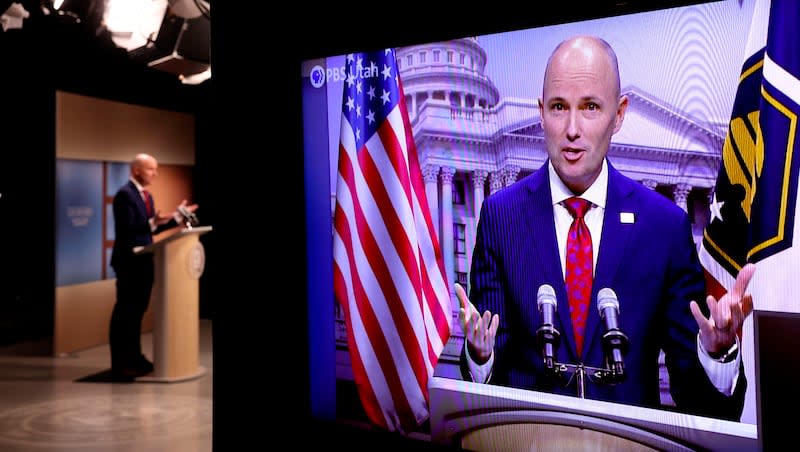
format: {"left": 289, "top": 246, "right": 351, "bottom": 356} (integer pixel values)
{"left": 143, "top": 190, "right": 153, "bottom": 217}
{"left": 564, "top": 197, "right": 593, "bottom": 356}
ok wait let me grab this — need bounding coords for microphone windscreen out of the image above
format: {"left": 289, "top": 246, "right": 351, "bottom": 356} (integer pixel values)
{"left": 597, "top": 287, "right": 619, "bottom": 314}
{"left": 537, "top": 284, "right": 556, "bottom": 309}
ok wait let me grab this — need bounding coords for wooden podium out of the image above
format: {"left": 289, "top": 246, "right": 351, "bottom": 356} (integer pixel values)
{"left": 429, "top": 376, "right": 757, "bottom": 451}
{"left": 134, "top": 225, "right": 212, "bottom": 382}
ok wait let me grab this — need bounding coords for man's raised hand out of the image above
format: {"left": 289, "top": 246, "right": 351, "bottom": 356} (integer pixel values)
{"left": 456, "top": 283, "right": 499, "bottom": 364}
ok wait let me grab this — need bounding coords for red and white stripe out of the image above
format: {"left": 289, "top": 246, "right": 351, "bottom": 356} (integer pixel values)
{"left": 333, "top": 90, "right": 451, "bottom": 432}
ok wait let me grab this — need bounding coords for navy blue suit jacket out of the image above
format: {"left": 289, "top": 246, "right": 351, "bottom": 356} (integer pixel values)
{"left": 110, "top": 181, "right": 177, "bottom": 270}
{"left": 462, "top": 160, "right": 745, "bottom": 420}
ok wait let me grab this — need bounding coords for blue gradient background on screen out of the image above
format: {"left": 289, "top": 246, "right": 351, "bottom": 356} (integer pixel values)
{"left": 56, "top": 159, "right": 103, "bottom": 286}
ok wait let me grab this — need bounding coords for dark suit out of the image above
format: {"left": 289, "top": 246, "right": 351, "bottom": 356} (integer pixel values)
{"left": 109, "top": 180, "right": 177, "bottom": 371}
{"left": 461, "top": 160, "right": 746, "bottom": 420}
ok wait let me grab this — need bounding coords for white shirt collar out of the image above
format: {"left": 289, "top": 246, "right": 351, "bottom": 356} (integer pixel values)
{"left": 548, "top": 159, "right": 608, "bottom": 209}
{"left": 131, "top": 177, "right": 146, "bottom": 193}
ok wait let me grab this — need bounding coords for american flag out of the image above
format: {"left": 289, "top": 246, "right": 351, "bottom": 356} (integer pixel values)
{"left": 332, "top": 48, "right": 452, "bottom": 433}
{"left": 699, "top": 0, "right": 800, "bottom": 423}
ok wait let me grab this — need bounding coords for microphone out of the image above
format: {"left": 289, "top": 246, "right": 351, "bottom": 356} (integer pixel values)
{"left": 597, "top": 288, "right": 629, "bottom": 381}
{"left": 536, "top": 284, "right": 560, "bottom": 370}
{"left": 178, "top": 204, "right": 199, "bottom": 227}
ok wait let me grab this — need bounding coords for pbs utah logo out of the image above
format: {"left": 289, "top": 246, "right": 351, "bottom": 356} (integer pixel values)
{"left": 310, "top": 65, "right": 325, "bottom": 88}
{"left": 309, "top": 64, "right": 348, "bottom": 89}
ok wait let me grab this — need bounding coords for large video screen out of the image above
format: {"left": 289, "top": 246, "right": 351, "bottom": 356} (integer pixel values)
{"left": 301, "top": 0, "right": 784, "bottom": 447}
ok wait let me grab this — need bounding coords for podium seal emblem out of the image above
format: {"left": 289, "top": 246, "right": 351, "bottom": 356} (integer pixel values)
{"left": 187, "top": 242, "right": 206, "bottom": 279}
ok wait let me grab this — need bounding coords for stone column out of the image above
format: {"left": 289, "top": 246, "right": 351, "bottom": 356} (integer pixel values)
{"left": 503, "top": 165, "right": 520, "bottom": 187}
{"left": 472, "top": 170, "right": 488, "bottom": 221}
{"left": 440, "top": 166, "right": 456, "bottom": 291}
{"left": 422, "top": 165, "right": 440, "bottom": 238}
{"left": 673, "top": 183, "right": 692, "bottom": 213}
{"left": 490, "top": 171, "right": 504, "bottom": 194}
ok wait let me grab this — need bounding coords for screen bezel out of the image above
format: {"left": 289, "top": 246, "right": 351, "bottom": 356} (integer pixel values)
{"left": 299, "top": 0, "right": 760, "bottom": 444}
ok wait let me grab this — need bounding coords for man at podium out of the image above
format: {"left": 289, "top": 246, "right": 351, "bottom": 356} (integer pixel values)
{"left": 108, "top": 153, "right": 198, "bottom": 379}
{"left": 456, "top": 35, "right": 755, "bottom": 421}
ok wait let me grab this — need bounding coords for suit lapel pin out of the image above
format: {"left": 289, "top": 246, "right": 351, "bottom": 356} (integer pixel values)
{"left": 620, "top": 212, "right": 635, "bottom": 224}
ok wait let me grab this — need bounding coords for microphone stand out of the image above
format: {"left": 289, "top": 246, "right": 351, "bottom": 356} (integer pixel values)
{"left": 538, "top": 288, "right": 629, "bottom": 398}
{"left": 546, "top": 361, "right": 624, "bottom": 398}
